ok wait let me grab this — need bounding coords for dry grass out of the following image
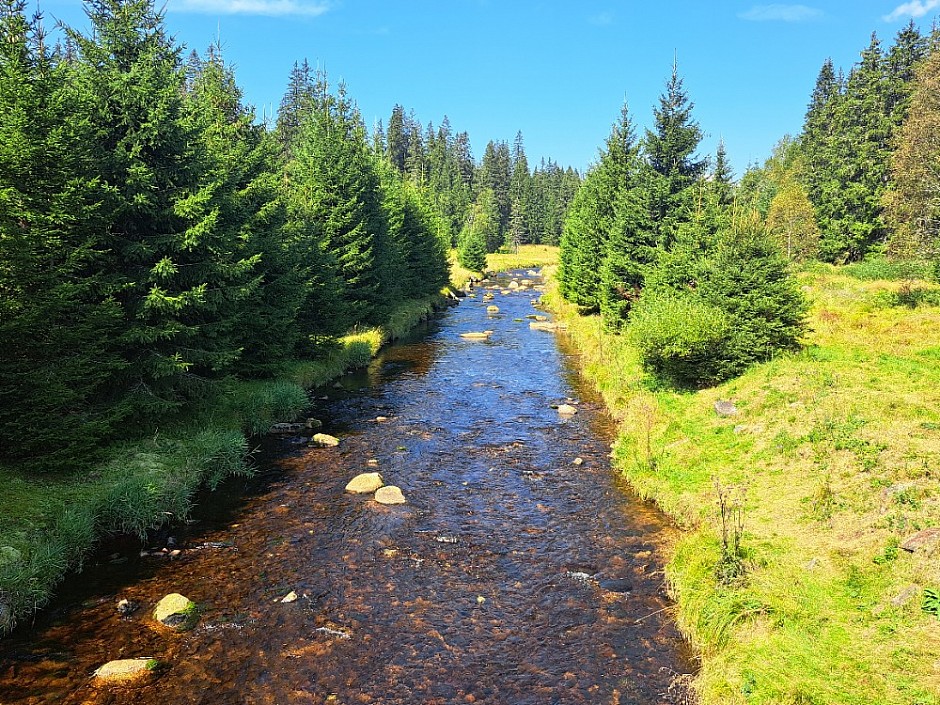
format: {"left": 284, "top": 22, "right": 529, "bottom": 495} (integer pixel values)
{"left": 546, "top": 265, "right": 940, "bottom": 705}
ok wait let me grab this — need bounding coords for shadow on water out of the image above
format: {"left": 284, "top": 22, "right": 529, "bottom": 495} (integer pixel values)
{"left": 0, "top": 270, "right": 696, "bottom": 705}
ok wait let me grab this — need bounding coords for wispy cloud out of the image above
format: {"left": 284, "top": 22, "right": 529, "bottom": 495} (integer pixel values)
{"left": 883, "top": 0, "right": 940, "bottom": 21}
{"left": 169, "top": 0, "right": 330, "bottom": 17}
{"left": 589, "top": 11, "right": 615, "bottom": 26}
{"left": 739, "top": 4, "right": 823, "bottom": 21}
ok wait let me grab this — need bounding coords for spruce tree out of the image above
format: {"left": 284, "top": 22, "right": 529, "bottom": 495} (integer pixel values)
{"left": 288, "top": 74, "right": 395, "bottom": 325}
{"left": 70, "top": 0, "right": 248, "bottom": 419}
{"left": 598, "top": 102, "right": 656, "bottom": 328}
{"left": 644, "top": 61, "right": 705, "bottom": 247}
{"left": 0, "top": 0, "right": 124, "bottom": 468}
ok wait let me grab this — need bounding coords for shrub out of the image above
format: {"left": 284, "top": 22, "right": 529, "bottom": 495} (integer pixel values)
{"left": 628, "top": 291, "right": 733, "bottom": 388}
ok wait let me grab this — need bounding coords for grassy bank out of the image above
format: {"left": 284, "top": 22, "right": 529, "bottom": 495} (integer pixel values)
{"left": 0, "top": 294, "right": 444, "bottom": 635}
{"left": 449, "top": 244, "right": 560, "bottom": 289}
{"left": 546, "top": 265, "right": 940, "bottom": 704}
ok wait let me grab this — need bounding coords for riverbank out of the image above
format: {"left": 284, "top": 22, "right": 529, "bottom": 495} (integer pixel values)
{"left": 545, "top": 263, "right": 940, "bottom": 704}
{"left": 0, "top": 294, "right": 445, "bottom": 636}
{"left": 450, "top": 244, "right": 560, "bottom": 289}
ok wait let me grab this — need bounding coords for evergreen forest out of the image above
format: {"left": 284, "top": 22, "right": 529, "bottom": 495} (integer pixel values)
{"left": 558, "top": 22, "right": 940, "bottom": 387}
{"left": 0, "top": 0, "right": 577, "bottom": 473}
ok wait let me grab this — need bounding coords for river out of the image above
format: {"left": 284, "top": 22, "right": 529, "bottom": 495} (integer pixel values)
{"left": 0, "top": 270, "right": 694, "bottom": 704}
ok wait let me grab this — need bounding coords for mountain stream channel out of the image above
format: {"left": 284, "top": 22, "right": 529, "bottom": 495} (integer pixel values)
{"left": 0, "top": 270, "right": 695, "bottom": 705}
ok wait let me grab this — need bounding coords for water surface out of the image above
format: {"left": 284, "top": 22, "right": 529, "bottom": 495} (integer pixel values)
{"left": 0, "top": 271, "right": 693, "bottom": 704}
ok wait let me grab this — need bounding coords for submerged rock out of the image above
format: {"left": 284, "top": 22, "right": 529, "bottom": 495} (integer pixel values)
{"left": 94, "top": 658, "right": 158, "bottom": 684}
{"left": 153, "top": 593, "right": 197, "bottom": 630}
{"left": 346, "top": 472, "right": 384, "bottom": 494}
{"left": 116, "top": 599, "right": 139, "bottom": 616}
{"left": 310, "top": 433, "right": 340, "bottom": 447}
{"left": 268, "top": 422, "right": 305, "bottom": 435}
{"left": 375, "top": 485, "right": 407, "bottom": 505}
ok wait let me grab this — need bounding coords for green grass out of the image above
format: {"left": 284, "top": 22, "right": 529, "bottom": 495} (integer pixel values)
{"left": 449, "top": 244, "right": 559, "bottom": 289}
{"left": 546, "top": 266, "right": 940, "bottom": 705}
{"left": 0, "top": 293, "right": 445, "bottom": 636}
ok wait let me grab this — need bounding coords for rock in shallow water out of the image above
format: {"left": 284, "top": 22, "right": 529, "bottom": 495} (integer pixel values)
{"left": 311, "top": 433, "right": 340, "bottom": 447}
{"left": 375, "top": 485, "right": 406, "bottom": 505}
{"left": 153, "top": 593, "right": 197, "bottom": 630}
{"left": 94, "top": 658, "right": 158, "bottom": 684}
{"left": 346, "top": 472, "right": 384, "bottom": 494}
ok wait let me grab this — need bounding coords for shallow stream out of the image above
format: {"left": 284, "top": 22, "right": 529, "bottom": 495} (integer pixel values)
{"left": 0, "top": 271, "right": 693, "bottom": 704}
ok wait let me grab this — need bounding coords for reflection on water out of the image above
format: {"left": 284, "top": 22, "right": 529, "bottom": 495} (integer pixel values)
{"left": 0, "top": 271, "right": 694, "bottom": 704}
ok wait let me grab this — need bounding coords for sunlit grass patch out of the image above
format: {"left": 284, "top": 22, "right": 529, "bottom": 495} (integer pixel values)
{"left": 549, "top": 266, "right": 940, "bottom": 705}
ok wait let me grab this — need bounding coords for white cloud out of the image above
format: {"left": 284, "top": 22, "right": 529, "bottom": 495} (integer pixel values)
{"left": 739, "top": 4, "right": 823, "bottom": 21}
{"left": 883, "top": 0, "right": 940, "bottom": 21}
{"left": 169, "top": 0, "right": 330, "bottom": 17}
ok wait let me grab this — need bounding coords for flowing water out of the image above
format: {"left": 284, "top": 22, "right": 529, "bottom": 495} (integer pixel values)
{"left": 0, "top": 271, "right": 694, "bottom": 704}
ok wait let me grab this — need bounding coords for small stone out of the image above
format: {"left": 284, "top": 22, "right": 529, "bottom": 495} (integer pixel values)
{"left": 375, "top": 485, "right": 406, "bottom": 505}
{"left": 486, "top": 305, "right": 500, "bottom": 314}
{"left": 714, "top": 400, "right": 738, "bottom": 417}
{"left": 116, "top": 599, "right": 139, "bottom": 616}
{"left": 305, "top": 418, "right": 323, "bottom": 430}
{"left": 476, "top": 595, "right": 486, "bottom": 604}
{"left": 557, "top": 404, "right": 578, "bottom": 416}
{"left": 366, "top": 459, "right": 379, "bottom": 467}
{"left": 268, "top": 422, "right": 304, "bottom": 435}
{"left": 375, "top": 416, "right": 389, "bottom": 422}
{"left": 733, "top": 425, "right": 748, "bottom": 434}
{"left": 280, "top": 591, "right": 298, "bottom": 603}
{"left": 94, "top": 658, "right": 158, "bottom": 684}
{"left": 530, "top": 321, "right": 559, "bottom": 332}
{"left": 805, "top": 557, "right": 821, "bottom": 570}
{"left": 153, "top": 593, "right": 197, "bottom": 630}
{"left": 890, "top": 585, "right": 920, "bottom": 607}
{"left": 508, "top": 281, "right": 520, "bottom": 290}
{"left": 311, "top": 433, "right": 340, "bottom": 447}
{"left": 345, "top": 472, "right": 384, "bottom": 494}
{"left": 900, "top": 527, "right": 940, "bottom": 553}
{"left": 572, "top": 457, "right": 584, "bottom": 466}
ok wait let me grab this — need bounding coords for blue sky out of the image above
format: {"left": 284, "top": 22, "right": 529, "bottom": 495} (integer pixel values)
{"left": 32, "top": 1, "right": 940, "bottom": 177}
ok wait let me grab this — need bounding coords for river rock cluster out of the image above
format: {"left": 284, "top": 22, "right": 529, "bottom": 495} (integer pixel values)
{"left": 345, "top": 471, "right": 407, "bottom": 505}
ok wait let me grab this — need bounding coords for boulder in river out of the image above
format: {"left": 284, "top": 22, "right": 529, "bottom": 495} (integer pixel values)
{"left": 557, "top": 404, "right": 578, "bottom": 416}
{"left": 460, "top": 331, "right": 493, "bottom": 340}
{"left": 310, "top": 433, "right": 340, "bottom": 447}
{"left": 508, "top": 281, "right": 520, "bottom": 290}
{"left": 94, "top": 658, "right": 159, "bottom": 684}
{"left": 486, "top": 305, "right": 500, "bottom": 314}
{"left": 530, "top": 321, "right": 563, "bottom": 332}
{"left": 346, "top": 472, "right": 384, "bottom": 494}
{"left": 375, "top": 485, "right": 407, "bottom": 505}
{"left": 153, "top": 593, "right": 197, "bottom": 630}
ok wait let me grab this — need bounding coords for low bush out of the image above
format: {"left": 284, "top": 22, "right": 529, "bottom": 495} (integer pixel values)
{"left": 628, "top": 292, "right": 732, "bottom": 388}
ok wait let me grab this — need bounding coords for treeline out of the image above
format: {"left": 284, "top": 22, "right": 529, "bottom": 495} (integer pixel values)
{"left": 0, "top": 0, "right": 526, "bottom": 472}
{"left": 740, "top": 21, "right": 940, "bottom": 266}
{"left": 371, "top": 107, "right": 580, "bottom": 271}
{"left": 558, "top": 64, "right": 807, "bottom": 388}
{"left": 559, "top": 21, "right": 939, "bottom": 388}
